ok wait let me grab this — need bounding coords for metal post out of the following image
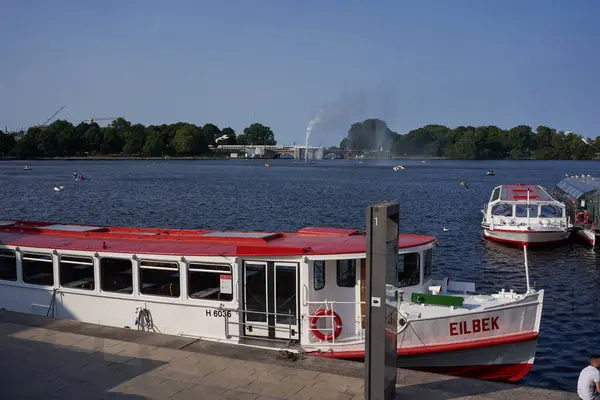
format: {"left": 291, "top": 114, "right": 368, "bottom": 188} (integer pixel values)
{"left": 365, "top": 201, "right": 400, "bottom": 400}
{"left": 527, "top": 189, "right": 531, "bottom": 228}
{"left": 523, "top": 244, "right": 531, "bottom": 292}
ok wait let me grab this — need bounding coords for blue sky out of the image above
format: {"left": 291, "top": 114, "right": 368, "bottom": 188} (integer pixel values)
{"left": 1, "top": 0, "right": 598, "bottom": 145}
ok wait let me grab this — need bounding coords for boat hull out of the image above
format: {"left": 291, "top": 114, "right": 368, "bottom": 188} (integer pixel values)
{"left": 311, "top": 290, "right": 543, "bottom": 383}
{"left": 315, "top": 335, "right": 536, "bottom": 382}
{"left": 396, "top": 337, "right": 536, "bottom": 382}
{"left": 574, "top": 228, "right": 596, "bottom": 246}
{"left": 483, "top": 228, "right": 570, "bottom": 245}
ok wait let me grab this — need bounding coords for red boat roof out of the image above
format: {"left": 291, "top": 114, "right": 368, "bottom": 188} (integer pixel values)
{"left": 498, "top": 184, "right": 554, "bottom": 202}
{"left": 0, "top": 220, "right": 436, "bottom": 257}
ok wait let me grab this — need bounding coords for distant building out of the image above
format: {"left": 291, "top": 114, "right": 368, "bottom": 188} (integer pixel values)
{"left": 7, "top": 130, "right": 26, "bottom": 140}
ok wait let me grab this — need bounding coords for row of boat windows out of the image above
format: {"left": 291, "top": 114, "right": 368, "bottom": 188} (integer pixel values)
{"left": 491, "top": 203, "right": 564, "bottom": 218}
{"left": 0, "top": 250, "right": 232, "bottom": 302}
{"left": 312, "top": 250, "right": 433, "bottom": 291}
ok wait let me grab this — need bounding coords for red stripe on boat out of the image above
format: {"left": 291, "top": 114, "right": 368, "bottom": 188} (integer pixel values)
{"left": 484, "top": 234, "right": 568, "bottom": 246}
{"left": 488, "top": 228, "right": 564, "bottom": 234}
{"left": 312, "top": 332, "right": 538, "bottom": 359}
{"left": 413, "top": 362, "right": 533, "bottom": 382}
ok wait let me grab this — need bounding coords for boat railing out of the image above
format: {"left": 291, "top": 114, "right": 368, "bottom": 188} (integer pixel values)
{"left": 305, "top": 299, "right": 366, "bottom": 343}
{"left": 491, "top": 215, "right": 568, "bottom": 228}
{"left": 223, "top": 307, "right": 298, "bottom": 344}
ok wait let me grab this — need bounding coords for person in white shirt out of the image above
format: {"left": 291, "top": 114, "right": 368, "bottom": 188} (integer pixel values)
{"left": 578, "top": 355, "right": 600, "bottom": 400}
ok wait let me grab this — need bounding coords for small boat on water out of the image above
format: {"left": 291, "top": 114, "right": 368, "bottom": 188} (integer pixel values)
{"left": 481, "top": 184, "right": 572, "bottom": 245}
{"left": 0, "top": 218, "right": 544, "bottom": 382}
{"left": 23, "top": 166, "right": 32, "bottom": 171}
{"left": 393, "top": 165, "right": 407, "bottom": 171}
{"left": 487, "top": 170, "right": 495, "bottom": 176}
{"left": 553, "top": 175, "right": 600, "bottom": 246}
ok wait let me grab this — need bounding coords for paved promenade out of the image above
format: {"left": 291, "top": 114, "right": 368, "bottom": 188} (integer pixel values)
{"left": 0, "top": 310, "right": 577, "bottom": 400}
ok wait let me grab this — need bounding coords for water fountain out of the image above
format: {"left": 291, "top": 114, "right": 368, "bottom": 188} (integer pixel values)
{"left": 305, "top": 109, "right": 324, "bottom": 163}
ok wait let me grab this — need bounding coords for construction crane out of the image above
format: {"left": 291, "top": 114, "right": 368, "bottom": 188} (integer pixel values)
{"left": 40, "top": 105, "right": 66, "bottom": 127}
{"left": 84, "top": 117, "right": 122, "bottom": 124}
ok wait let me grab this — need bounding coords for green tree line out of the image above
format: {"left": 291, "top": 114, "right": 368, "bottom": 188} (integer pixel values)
{"left": 0, "top": 118, "right": 276, "bottom": 158}
{"left": 340, "top": 119, "right": 598, "bottom": 160}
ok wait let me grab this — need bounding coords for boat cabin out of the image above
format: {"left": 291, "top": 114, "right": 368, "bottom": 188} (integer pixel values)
{"left": 0, "top": 220, "right": 437, "bottom": 349}
{"left": 553, "top": 176, "right": 600, "bottom": 228}
{"left": 484, "top": 184, "right": 567, "bottom": 226}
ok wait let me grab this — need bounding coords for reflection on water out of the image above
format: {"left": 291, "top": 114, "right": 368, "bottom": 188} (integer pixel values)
{"left": 0, "top": 158, "right": 599, "bottom": 391}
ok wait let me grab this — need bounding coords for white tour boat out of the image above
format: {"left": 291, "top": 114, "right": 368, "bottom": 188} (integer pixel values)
{"left": 481, "top": 184, "right": 572, "bottom": 245}
{"left": 0, "top": 219, "right": 544, "bottom": 382}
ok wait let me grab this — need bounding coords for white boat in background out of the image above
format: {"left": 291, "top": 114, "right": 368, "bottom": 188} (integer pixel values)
{"left": 481, "top": 184, "right": 572, "bottom": 245}
{"left": 0, "top": 218, "right": 544, "bottom": 382}
{"left": 393, "top": 165, "right": 407, "bottom": 171}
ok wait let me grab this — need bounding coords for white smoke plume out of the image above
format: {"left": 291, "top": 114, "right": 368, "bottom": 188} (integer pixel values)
{"left": 305, "top": 108, "right": 326, "bottom": 144}
{"left": 304, "top": 84, "right": 398, "bottom": 147}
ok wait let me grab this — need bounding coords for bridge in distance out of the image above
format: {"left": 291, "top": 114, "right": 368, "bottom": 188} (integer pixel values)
{"left": 211, "top": 144, "right": 353, "bottom": 160}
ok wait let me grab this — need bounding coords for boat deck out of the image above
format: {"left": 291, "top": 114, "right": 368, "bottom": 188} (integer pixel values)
{"left": 400, "top": 290, "right": 527, "bottom": 318}
{"left": 0, "top": 310, "right": 576, "bottom": 400}
{"left": 498, "top": 184, "right": 555, "bottom": 202}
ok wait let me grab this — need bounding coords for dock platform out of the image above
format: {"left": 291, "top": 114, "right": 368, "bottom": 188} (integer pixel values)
{"left": 0, "top": 310, "right": 577, "bottom": 399}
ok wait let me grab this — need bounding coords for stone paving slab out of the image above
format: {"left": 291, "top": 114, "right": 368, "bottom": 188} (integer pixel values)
{"left": 0, "top": 310, "right": 578, "bottom": 400}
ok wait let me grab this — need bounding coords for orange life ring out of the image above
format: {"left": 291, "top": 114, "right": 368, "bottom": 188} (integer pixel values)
{"left": 576, "top": 211, "right": 589, "bottom": 225}
{"left": 309, "top": 309, "right": 342, "bottom": 341}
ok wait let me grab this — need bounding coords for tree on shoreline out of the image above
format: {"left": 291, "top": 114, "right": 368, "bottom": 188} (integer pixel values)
{"left": 2, "top": 117, "right": 596, "bottom": 160}
{"left": 1, "top": 118, "right": 268, "bottom": 158}
{"left": 339, "top": 120, "right": 598, "bottom": 160}
{"left": 237, "top": 123, "right": 276, "bottom": 146}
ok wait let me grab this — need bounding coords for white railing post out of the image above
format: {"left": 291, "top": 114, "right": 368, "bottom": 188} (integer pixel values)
{"left": 523, "top": 244, "right": 531, "bottom": 293}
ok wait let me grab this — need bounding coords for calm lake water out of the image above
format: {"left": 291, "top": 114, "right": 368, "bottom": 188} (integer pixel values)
{"left": 1, "top": 158, "right": 599, "bottom": 392}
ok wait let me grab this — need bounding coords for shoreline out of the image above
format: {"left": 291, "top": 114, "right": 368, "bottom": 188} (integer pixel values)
{"left": 0, "top": 155, "right": 596, "bottom": 161}
{"left": 2, "top": 155, "right": 449, "bottom": 161}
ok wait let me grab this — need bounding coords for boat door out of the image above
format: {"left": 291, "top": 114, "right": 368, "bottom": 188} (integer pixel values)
{"left": 243, "top": 261, "right": 299, "bottom": 340}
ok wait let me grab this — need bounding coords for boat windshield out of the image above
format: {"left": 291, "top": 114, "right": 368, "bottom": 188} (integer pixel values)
{"left": 398, "top": 252, "right": 420, "bottom": 287}
{"left": 491, "top": 203, "right": 512, "bottom": 217}
{"left": 540, "top": 204, "right": 563, "bottom": 218}
{"left": 515, "top": 204, "right": 538, "bottom": 218}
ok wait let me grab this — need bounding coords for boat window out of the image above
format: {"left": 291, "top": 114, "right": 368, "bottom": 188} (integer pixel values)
{"left": 139, "top": 260, "right": 180, "bottom": 297}
{"left": 100, "top": 258, "right": 133, "bottom": 294}
{"left": 490, "top": 187, "right": 501, "bottom": 202}
{"left": 314, "top": 260, "right": 325, "bottom": 291}
{"left": 22, "top": 253, "right": 54, "bottom": 286}
{"left": 540, "top": 205, "right": 563, "bottom": 218}
{"left": 515, "top": 204, "right": 538, "bottom": 218}
{"left": 336, "top": 259, "right": 356, "bottom": 287}
{"left": 398, "top": 252, "right": 420, "bottom": 287}
{"left": 0, "top": 250, "right": 17, "bottom": 281}
{"left": 275, "top": 264, "right": 297, "bottom": 324}
{"left": 491, "top": 203, "right": 512, "bottom": 216}
{"left": 423, "top": 249, "right": 433, "bottom": 282}
{"left": 188, "top": 263, "right": 233, "bottom": 301}
{"left": 59, "top": 255, "right": 94, "bottom": 290}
